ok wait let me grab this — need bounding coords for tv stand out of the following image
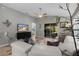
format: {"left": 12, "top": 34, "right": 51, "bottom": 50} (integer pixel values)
{"left": 17, "top": 31, "right": 31, "bottom": 43}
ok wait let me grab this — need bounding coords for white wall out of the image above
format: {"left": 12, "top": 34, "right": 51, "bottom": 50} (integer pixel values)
{"left": 0, "top": 4, "right": 34, "bottom": 45}
{"left": 35, "top": 16, "right": 70, "bottom": 37}
{"left": 35, "top": 16, "right": 58, "bottom": 37}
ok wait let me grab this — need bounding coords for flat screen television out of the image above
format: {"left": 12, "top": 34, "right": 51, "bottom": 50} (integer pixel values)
{"left": 17, "top": 24, "right": 29, "bottom": 32}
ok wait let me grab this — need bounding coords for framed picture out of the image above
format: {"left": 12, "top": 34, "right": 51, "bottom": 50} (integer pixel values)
{"left": 60, "top": 22, "right": 71, "bottom": 29}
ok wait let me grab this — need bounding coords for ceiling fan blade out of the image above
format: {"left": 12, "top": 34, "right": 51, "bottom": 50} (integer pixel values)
{"left": 32, "top": 8, "right": 48, "bottom": 18}
{"left": 43, "top": 13, "right": 47, "bottom": 16}
{"left": 34, "top": 13, "right": 39, "bottom": 15}
{"left": 59, "top": 5, "right": 63, "bottom": 9}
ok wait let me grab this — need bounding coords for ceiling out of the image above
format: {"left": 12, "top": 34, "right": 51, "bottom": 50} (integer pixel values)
{"left": 2, "top": 3, "right": 78, "bottom": 18}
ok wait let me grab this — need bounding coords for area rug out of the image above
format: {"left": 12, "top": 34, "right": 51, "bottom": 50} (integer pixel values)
{"left": 0, "top": 44, "right": 12, "bottom": 56}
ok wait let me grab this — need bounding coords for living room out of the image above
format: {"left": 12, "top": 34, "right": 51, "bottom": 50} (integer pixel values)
{"left": 0, "top": 3, "right": 79, "bottom": 56}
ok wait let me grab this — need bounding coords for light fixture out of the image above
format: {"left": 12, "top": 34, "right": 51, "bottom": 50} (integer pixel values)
{"left": 38, "top": 14, "right": 43, "bottom": 18}
{"left": 38, "top": 8, "right": 43, "bottom": 18}
{"left": 34, "top": 8, "right": 47, "bottom": 18}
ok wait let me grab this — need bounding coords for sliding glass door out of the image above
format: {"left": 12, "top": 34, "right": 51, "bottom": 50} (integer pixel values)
{"left": 44, "top": 23, "right": 58, "bottom": 38}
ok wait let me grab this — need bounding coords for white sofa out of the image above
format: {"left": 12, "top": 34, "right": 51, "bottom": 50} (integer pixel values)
{"left": 28, "top": 44, "right": 62, "bottom": 56}
{"left": 11, "top": 41, "right": 62, "bottom": 56}
{"left": 58, "top": 35, "right": 79, "bottom": 55}
{"left": 11, "top": 41, "right": 32, "bottom": 56}
{"left": 11, "top": 35, "right": 79, "bottom": 56}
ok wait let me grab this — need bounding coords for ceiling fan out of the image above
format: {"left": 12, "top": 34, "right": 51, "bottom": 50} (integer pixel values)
{"left": 34, "top": 8, "right": 47, "bottom": 18}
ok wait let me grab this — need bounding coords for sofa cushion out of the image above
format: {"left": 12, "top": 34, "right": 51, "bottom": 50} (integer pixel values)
{"left": 11, "top": 40, "right": 32, "bottom": 53}
{"left": 28, "top": 44, "right": 62, "bottom": 56}
{"left": 58, "top": 36, "right": 76, "bottom": 55}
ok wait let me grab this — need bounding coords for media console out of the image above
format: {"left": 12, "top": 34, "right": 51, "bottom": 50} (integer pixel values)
{"left": 17, "top": 31, "right": 31, "bottom": 43}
